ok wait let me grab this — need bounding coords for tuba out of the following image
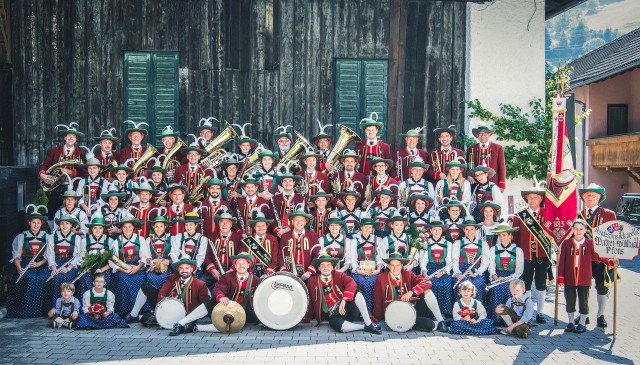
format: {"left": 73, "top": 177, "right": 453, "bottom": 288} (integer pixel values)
{"left": 325, "top": 124, "right": 361, "bottom": 173}
{"left": 132, "top": 144, "right": 158, "bottom": 176}
{"left": 276, "top": 132, "right": 313, "bottom": 171}
{"left": 40, "top": 157, "right": 83, "bottom": 191}
{"left": 242, "top": 144, "right": 266, "bottom": 179}
{"left": 200, "top": 122, "right": 238, "bottom": 168}
{"left": 188, "top": 173, "right": 211, "bottom": 204}
{"left": 161, "top": 138, "right": 186, "bottom": 171}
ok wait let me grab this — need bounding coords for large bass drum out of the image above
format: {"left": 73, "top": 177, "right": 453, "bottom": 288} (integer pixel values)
{"left": 385, "top": 300, "right": 416, "bottom": 332}
{"left": 253, "top": 272, "right": 309, "bottom": 330}
{"left": 155, "top": 297, "right": 186, "bottom": 329}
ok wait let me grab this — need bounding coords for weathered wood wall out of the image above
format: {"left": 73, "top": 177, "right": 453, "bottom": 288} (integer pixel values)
{"left": 10, "top": 0, "right": 466, "bottom": 167}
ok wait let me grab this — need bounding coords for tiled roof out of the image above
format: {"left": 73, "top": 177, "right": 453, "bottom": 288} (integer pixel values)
{"left": 569, "top": 27, "right": 640, "bottom": 88}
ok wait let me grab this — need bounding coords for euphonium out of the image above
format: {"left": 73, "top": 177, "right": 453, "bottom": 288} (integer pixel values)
{"left": 203, "top": 122, "right": 238, "bottom": 154}
{"left": 132, "top": 144, "right": 158, "bottom": 176}
{"left": 161, "top": 138, "right": 186, "bottom": 171}
{"left": 200, "top": 149, "right": 229, "bottom": 169}
{"left": 40, "top": 157, "right": 83, "bottom": 191}
{"left": 188, "top": 173, "right": 210, "bottom": 204}
{"left": 325, "top": 124, "right": 361, "bottom": 171}
{"left": 277, "top": 132, "right": 313, "bottom": 171}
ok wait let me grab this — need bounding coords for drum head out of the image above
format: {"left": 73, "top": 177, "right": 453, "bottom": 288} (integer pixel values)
{"left": 253, "top": 272, "right": 309, "bottom": 330}
{"left": 155, "top": 297, "right": 186, "bottom": 329}
{"left": 385, "top": 300, "right": 417, "bottom": 332}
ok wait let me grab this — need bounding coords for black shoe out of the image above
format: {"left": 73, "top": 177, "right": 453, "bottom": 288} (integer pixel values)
{"left": 169, "top": 323, "right": 185, "bottom": 336}
{"left": 574, "top": 324, "right": 587, "bottom": 333}
{"left": 436, "top": 321, "right": 449, "bottom": 333}
{"left": 574, "top": 317, "right": 590, "bottom": 325}
{"left": 364, "top": 323, "right": 382, "bottom": 334}
{"left": 565, "top": 323, "right": 575, "bottom": 333}
{"left": 183, "top": 322, "right": 196, "bottom": 333}
{"left": 536, "top": 314, "right": 547, "bottom": 324}
{"left": 124, "top": 314, "right": 139, "bottom": 324}
{"left": 597, "top": 315, "right": 607, "bottom": 328}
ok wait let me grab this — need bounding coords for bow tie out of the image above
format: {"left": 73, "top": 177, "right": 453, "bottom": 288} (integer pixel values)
{"left": 211, "top": 200, "right": 219, "bottom": 206}
{"left": 346, "top": 173, "right": 351, "bottom": 179}
{"left": 190, "top": 166, "right": 196, "bottom": 172}
{"left": 173, "top": 205, "right": 182, "bottom": 213}
{"left": 133, "top": 147, "right": 140, "bottom": 152}
{"left": 123, "top": 239, "right": 137, "bottom": 246}
{"left": 481, "top": 144, "right": 487, "bottom": 149}
{"left": 587, "top": 209, "right": 593, "bottom": 217}
{"left": 532, "top": 211, "right": 537, "bottom": 217}
{"left": 64, "top": 148, "right": 72, "bottom": 155}
{"left": 257, "top": 236, "right": 264, "bottom": 243}
{"left": 105, "top": 153, "right": 111, "bottom": 159}
{"left": 284, "top": 195, "right": 291, "bottom": 200}
{"left": 322, "top": 276, "right": 331, "bottom": 283}
{"left": 368, "top": 140, "right": 376, "bottom": 146}
{"left": 238, "top": 276, "right": 246, "bottom": 282}
{"left": 295, "top": 232, "right": 304, "bottom": 239}
{"left": 410, "top": 149, "right": 416, "bottom": 155}
{"left": 221, "top": 235, "right": 229, "bottom": 240}
{"left": 392, "top": 275, "right": 401, "bottom": 282}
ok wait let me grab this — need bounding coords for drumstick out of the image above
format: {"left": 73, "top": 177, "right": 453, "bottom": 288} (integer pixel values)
{"left": 385, "top": 297, "right": 420, "bottom": 303}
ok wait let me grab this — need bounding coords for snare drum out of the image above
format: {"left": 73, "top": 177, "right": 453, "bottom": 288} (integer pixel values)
{"left": 253, "top": 272, "right": 309, "bottom": 330}
{"left": 384, "top": 300, "right": 416, "bottom": 332}
{"left": 155, "top": 297, "right": 186, "bottom": 329}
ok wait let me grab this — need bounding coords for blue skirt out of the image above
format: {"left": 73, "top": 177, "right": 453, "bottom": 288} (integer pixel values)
{"left": 352, "top": 272, "right": 378, "bottom": 313}
{"left": 76, "top": 312, "right": 130, "bottom": 330}
{"left": 113, "top": 270, "right": 146, "bottom": 315}
{"left": 488, "top": 270, "right": 513, "bottom": 320}
{"left": 50, "top": 258, "right": 80, "bottom": 306}
{"left": 448, "top": 318, "right": 498, "bottom": 335}
{"left": 76, "top": 271, "right": 112, "bottom": 299}
{"left": 427, "top": 263, "right": 453, "bottom": 316}
{"left": 455, "top": 263, "right": 486, "bottom": 304}
{"left": 7, "top": 259, "right": 50, "bottom": 318}
{"left": 145, "top": 270, "right": 170, "bottom": 289}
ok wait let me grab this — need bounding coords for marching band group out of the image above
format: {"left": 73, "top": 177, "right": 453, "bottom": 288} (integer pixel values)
{"left": 8, "top": 114, "right": 618, "bottom": 338}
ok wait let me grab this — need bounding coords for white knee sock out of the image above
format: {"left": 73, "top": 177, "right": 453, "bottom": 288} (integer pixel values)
{"left": 354, "top": 293, "right": 372, "bottom": 325}
{"left": 579, "top": 313, "right": 587, "bottom": 326}
{"left": 129, "top": 289, "right": 147, "bottom": 317}
{"left": 567, "top": 312, "right": 574, "bottom": 324}
{"left": 195, "top": 324, "right": 219, "bottom": 332}
{"left": 178, "top": 304, "right": 208, "bottom": 326}
{"left": 501, "top": 314, "right": 514, "bottom": 326}
{"left": 536, "top": 290, "right": 546, "bottom": 315}
{"left": 340, "top": 321, "right": 364, "bottom": 333}
{"left": 596, "top": 294, "right": 608, "bottom": 317}
{"left": 424, "top": 290, "right": 445, "bottom": 322}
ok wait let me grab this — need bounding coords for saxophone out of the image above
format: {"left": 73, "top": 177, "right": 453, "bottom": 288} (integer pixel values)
{"left": 188, "top": 174, "right": 210, "bottom": 204}
{"left": 40, "top": 157, "right": 83, "bottom": 191}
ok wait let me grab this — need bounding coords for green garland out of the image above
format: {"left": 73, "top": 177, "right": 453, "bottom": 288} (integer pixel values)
{"left": 80, "top": 249, "right": 112, "bottom": 272}
{"left": 407, "top": 225, "right": 429, "bottom": 251}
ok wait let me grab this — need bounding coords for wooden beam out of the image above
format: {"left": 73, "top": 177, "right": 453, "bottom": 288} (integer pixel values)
{"left": 627, "top": 169, "right": 640, "bottom": 186}
{"left": 387, "top": 0, "right": 407, "bottom": 151}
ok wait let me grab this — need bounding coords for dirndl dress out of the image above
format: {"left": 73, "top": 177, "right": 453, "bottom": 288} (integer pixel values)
{"left": 113, "top": 265, "right": 146, "bottom": 315}
{"left": 7, "top": 257, "right": 50, "bottom": 318}
{"left": 488, "top": 270, "right": 512, "bottom": 320}
{"left": 50, "top": 257, "right": 80, "bottom": 305}
{"left": 455, "top": 263, "right": 487, "bottom": 304}
{"left": 426, "top": 262, "right": 453, "bottom": 316}
{"left": 76, "top": 312, "right": 129, "bottom": 329}
{"left": 352, "top": 273, "right": 378, "bottom": 313}
{"left": 76, "top": 270, "right": 112, "bottom": 298}
{"left": 448, "top": 316, "right": 498, "bottom": 335}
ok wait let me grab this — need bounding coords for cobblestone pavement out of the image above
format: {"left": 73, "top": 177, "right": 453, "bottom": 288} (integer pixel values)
{"left": 1, "top": 263, "right": 639, "bottom": 364}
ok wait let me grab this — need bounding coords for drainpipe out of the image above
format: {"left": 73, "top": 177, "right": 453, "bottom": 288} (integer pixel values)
{"left": 575, "top": 99, "right": 587, "bottom": 187}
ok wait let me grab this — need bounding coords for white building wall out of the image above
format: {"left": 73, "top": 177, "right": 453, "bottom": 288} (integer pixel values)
{"left": 466, "top": 0, "right": 546, "bottom": 215}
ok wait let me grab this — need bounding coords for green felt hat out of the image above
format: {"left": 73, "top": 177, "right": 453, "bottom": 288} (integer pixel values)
{"left": 123, "top": 120, "right": 149, "bottom": 136}
{"left": 369, "top": 158, "right": 393, "bottom": 170}
{"left": 383, "top": 252, "right": 410, "bottom": 264}
{"left": 175, "top": 212, "right": 203, "bottom": 224}
{"left": 165, "top": 184, "right": 188, "bottom": 194}
{"left": 324, "top": 212, "right": 346, "bottom": 226}
{"left": 222, "top": 156, "right": 244, "bottom": 168}
{"left": 214, "top": 212, "right": 237, "bottom": 224}
{"left": 59, "top": 189, "right": 82, "bottom": 200}
{"left": 258, "top": 149, "right": 279, "bottom": 159}
{"left": 171, "top": 257, "right": 198, "bottom": 271}
{"left": 230, "top": 253, "right": 254, "bottom": 267}
{"left": 433, "top": 124, "right": 457, "bottom": 139}
{"left": 239, "top": 177, "right": 262, "bottom": 186}
{"left": 310, "top": 189, "right": 332, "bottom": 199}
{"left": 287, "top": 210, "right": 312, "bottom": 221}
{"left": 386, "top": 212, "right": 408, "bottom": 226}
{"left": 148, "top": 215, "right": 173, "bottom": 227}
{"left": 339, "top": 149, "right": 360, "bottom": 163}
{"left": 359, "top": 112, "right": 383, "bottom": 130}
{"left": 359, "top": 214, "right": 377, "bottom": 226}
{"left": 468, "top": 165, "right": 495, "bottom": 180}
{"left": 86, "top": 215, "right": 112, "bottom": 228}
{"left": 338, "top": 189, "right": 361, "bottom": 203}
{"left": 520, "top": 180, "right": 546, "bottom": 200}
{"left": 273, "top": 125, "right": 293, "bottom": 141}
{"left": 101, "top": 190, "right": 126, "bottom": 202}
{"left": 197, "top": 117, "right": 219, "bottom": 132}
{"left": 248, "top": 211, "right": 273, "bottom": 226}
{"left": 407, "top": 194, "right": 434, "bottom": 208}
{"left": 425, "top": 220, "right": 448, "bottom": 229}
{"left": 445, "top": 159, "right": 467, "bottom": 171}
{"left": 313, "top": 253, "right": 340, "bottom": 268}
{"left": 400, "top": 127, "right": 426, "bottom": 138}
{"left": 205, "top": 177, "right": 226, "bottom": 187}
{"left": 114, "top": 216, "right": 143, "bottom": 228}
{"left": 25, "top": 205, "right": 49, "bottom": 223}
{"left": 146, "top": 164, "right": 167, "bottom": 175}
{"left": 442, "top": 200, "right": 466, "bottom": 211}
{"left": 374, "top": 188, "right": 397, "bottom": 199}
{"left": 56, "top": 122, "right": 85, "bottom": 138}
{"left": 298, "top": 149, "right": 322, "bottom": 163}
{"left": 81, "top": 157, "right": 105, "bottom": 169}
{"left": 459, "top": 218, "right": 482, "bottom": 228}
{"left": 578, "top": 183, "right": 606, "bottom": 204}
{"left": 471, "top": 123, "right": 494, "bottom": 138}
{"left": 408, "top": 159, "right": 430, "bottom": 170}
{"left": 130, "top": 180, "right": 157, "bottom": 194}
{"left": 180, "top": 144, "right": 207, "bottom": 156}
{"left": 55, "top": 214, "right": 79, "bottom": 227}
{"left": 93, "top": 128, "right": 119, "bottom": 142}
{"left": 478, "top": 201, "right": 501, "bottom": 215}
{"left": 157, "top": 126, "right": 180, "bottom": 139}
{"left": 489, "top": 224, "right": 519, "bottom": 234}
{"left": 275, "top": 172, "right": 302, "bottom": 185}
{"left": 111, "top": 164, "right": 134, "bottom": 174}
{"left": 237, "top": 136, "right": 258, "bottom": 148}
{"left": 312, "top": 121, "right": 334, "bottom": 144}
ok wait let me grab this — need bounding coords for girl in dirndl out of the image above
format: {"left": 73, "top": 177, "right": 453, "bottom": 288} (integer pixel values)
{"left": 144, "top": 215, "right": 174, "bottom": 289}
{"left": 487, "top": 224, "right": 524, "bottom": 321}
{"left": 77, "top": 212, "right": 113, "bottom": 296}
{"left": 419, "top": 219, "right": 454, "bottom": 316}
{"left": 76, "top": 273, "right": 129, "bottom": 329}
{"left": 338, "top": 190, "right": 363, "bottom": 235}
{"left": 452, "top": 219, "right": 490, "bottom": 303}
{"left": 408, "top": 194, "right": 435, "bottom": 229}
{"left": 349, "top": 214, "right": 380, "bottom": 313}
{"left": 441, "top": 201, "right": 466, "bottom": 242}
{"left": 318, "top": 212, "right": 352, "bottom": 273}
{"left": 110, "top": 217, "right": 149, "bottom": 315}
{"left": 46, "top": 214, "right": 84, "bottom": 305}
{"left": 434, "top": 159, "right": 471, "bottom": 208}
{"left": 448, "top": 281, "right": 498, "bottom": 335}
{"left": 7, "top": 207, "right": 51, "bottom": 318}
{"left": 369, "top": 187, "right": 398, "bottom": 238}
{"left": 478, "top": 201, "right": 501, "bottom": 247}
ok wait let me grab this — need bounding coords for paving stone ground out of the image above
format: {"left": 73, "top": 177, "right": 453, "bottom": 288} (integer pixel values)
{"left": 1, "top": 261, "right": 639, "bottom": 364}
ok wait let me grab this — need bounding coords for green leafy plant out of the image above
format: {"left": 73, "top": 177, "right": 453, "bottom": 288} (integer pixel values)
{"left": 34, "top": 187, "right": 48, "bottom": 208}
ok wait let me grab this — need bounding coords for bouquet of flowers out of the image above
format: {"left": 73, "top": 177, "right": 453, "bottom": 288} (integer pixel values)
{"left": 406, "top": 225, "right": 429, "bottom": 264}
{"left": 458, "top": 306, "right": 477, "bottom": 320}
{"left": 79, "top": 249, "right": 111, "bottom": 273}
{"left": 88, "top": 303, "right": 106, "bottom": 319}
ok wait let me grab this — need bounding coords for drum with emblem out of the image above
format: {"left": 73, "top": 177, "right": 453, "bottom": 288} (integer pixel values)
{"left": 253, "top": 272, "right": 309, "bottom": 330}
{"left": 155, "top": 297, "right": 186, "bottom": 329}
{"left": 384, "top": 300, "right": 416, "bottom": 332}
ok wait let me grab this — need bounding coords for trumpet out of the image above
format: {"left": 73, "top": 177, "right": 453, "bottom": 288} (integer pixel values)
{"left": 282, "top": 243, "right": 296, "bottom": 275}
{"left": 485, "top": 276, "right": 518, "bottom": 293}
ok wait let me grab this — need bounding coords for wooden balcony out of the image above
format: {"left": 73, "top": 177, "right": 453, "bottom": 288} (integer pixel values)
{"left": 586, "top": 133, "right": 640, "bottom": 183}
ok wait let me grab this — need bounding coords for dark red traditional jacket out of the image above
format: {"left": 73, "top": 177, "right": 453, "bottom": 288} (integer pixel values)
{"left": 511, "top": 207, "right": 548, "bottom": 260}
{"left": 557, "top": 238, "right": 610, "bottom": 287}
{"left": 119, "top": 145, "right": 148, "bottom": 164}
{"left": 158, "top": 273, "right": 211, "bottom": 314}
{"left": 579, "top": 207, "right": 616, "bottom": 230}
{"left": 270, "top": 192, "right": 305, "bottom": 234}
{"left": 95, "top": 150, "right": 120, "bottom": 179}
{"left": 296, "top": 170, "right": 331, "bottom": 197}
{"left": 466, "top": 142, "right": 507, "bottom": 190}
{"left": 354, "top": 140, "right": 391, "bottom": 175}
{"left": 372, "top": 270, "right": 432, "bottom": 323}
{"left": 425, "top": 147, "right": 464, "bottom": 183}
{"left": 204, "top": 231, "right": 242, "bottom": 273}
{"left": 39, "top": 146, "right": 85, "bottom": 178}
{"left": 391, "top": 147, "right": 429, "bottom": 180}
{"left": 129, "top": 202, "right": 157, "bottom": 238}
{"left": 238, "top": 233, "right": 280, "bottom": 275}
{"left": 306, "top": 271, "right": 357, "bottom": 326}
{"left": 201, "top": 198, "right": 233, "bottom": 237}
{"left": 174, "top": 163, "right": 214, "bottom": 192}
{"left": 167, "top": 203, "right": 196, "bottom": 236}
{"left": 237, "top": 196, "right": 270, "bottom": 236}
{"left": 331, "top": 170, "right": 367, "bottom": 206}
{"left": 212, "top": 270, "right": 261, "bottom": 307}
{"left": 278, "top": 229, "right": 320, "bottom": 275}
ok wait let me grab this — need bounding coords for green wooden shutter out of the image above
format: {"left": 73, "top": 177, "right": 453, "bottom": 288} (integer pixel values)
{"left": 124, "top": 52, "right": 179, "bottom": 147}
{"left": 335, "top": 59, "right": 387, "bottom": 140}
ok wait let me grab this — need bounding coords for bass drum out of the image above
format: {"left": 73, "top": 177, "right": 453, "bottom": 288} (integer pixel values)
{"left": 155, "top": 297, "right": 186, "bottom": 329}
{"left": 385, "top": 300, "right": 416, "bottom": 332}
{"left": 253, "top": 272, "right": 309, "bottom": 330}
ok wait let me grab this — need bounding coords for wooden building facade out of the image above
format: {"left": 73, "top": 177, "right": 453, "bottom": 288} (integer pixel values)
{"left": 4, "top": 0, "right": 466, "bottom": 167}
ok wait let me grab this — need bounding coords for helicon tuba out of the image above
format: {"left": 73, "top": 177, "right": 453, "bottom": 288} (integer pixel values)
{"left": 161, "top": 138, "right": 186, "bottom": 171}
{"left": 132, "top": 144, "right": 158, "bottom": 176}
{"left": 276, "top": 132, "right": 313, "bottom": 171}
{"left": 325, "top": 124, "right": 361, "bottom": 172}
{"left": 200, "top": 122, "right": 239, "bottom": 168}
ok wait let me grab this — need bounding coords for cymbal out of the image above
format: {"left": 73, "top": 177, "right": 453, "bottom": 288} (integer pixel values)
{"left": 211, "top": 300, "right": 246, "bottom": 333}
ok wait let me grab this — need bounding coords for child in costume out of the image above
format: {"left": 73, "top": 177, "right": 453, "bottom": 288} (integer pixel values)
{"left": 495, "top": 279, "right": 534, "bottom": 338}
{"left": 448, "top": 281, "right": 498, "bottom": 335}
{"left": 76, "top": 273, "right": 129, "bottom": 329}
{"left": 48, "top": 282, "right": 81, "bottom": 328}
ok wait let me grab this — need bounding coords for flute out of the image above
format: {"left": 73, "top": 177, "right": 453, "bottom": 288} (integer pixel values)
{"left": 452, "top": 255, "right": 483, "bottom": 289}
{"left": 45, "top": 258, "right": 76, "bottom": 282}
{"left": 16, "top": 242, "right": 49, "bottom": 283}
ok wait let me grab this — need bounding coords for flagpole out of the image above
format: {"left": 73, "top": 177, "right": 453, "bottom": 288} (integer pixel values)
{"left": 613, "top": 265, "right": 618, "bottom": 340}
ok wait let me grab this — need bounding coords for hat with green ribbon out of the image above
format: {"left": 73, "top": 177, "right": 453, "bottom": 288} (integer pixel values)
{"left": 101, "top": 189, "right": 126, "bottom": 203}
{"left": 324, "top": 212, "right": 346, "bottom": 226}
{"left": 258, "top": 149, "right": 279, "bottom": 160}
{"left": 230, "top": 253, "right": 254, "bottom": 267}
{"left": 478, "top": 201, "right": 501, "bottom": 216}
{"left": 214, "top": 212, "right": 237, "bottom": 224}
{"left": 489, "top": 224, "right": 519, "bottom": 234}
{"left": 56, "top": 122, "right": 85, "bottom": 138}
{"left": 433, "top": 124, "right": 457, "bottom": 139}
{"left": 157, "top": 126, "right": 180, "bottom": 139}
{"left": 445, "top": 159, "right": 467, "bottom": 171}
{"left": 123, "top": 120, "right": 149, "bottom": 136}
{"left": 111, "top": 164, "right": 134, "bottom": 174}
{"left": 312, "top": 253, "right": 340, "bottom": 268}
{"left": 114, "top": 216, "right": 143, "bottom": 228}
{"left": 148, "top": 215, "right": 173, "bottom": 227}
{"left": 578, "top": 183, "right": 606, "bottom": 204}
{"left": 383, "top": 252, "right": 410, "bottom": 264}
{"left": 25, "top": 204, "right": 48, "bottom": 223}
{"left": 287, "top": 210, "right": 312, "bottom": 222}
{"left": 248, "top": 211, "right": 273, "bottom": 226}
{"left": 171, "top": 257, "right": 198, "bottom": 271}
{"left": 374, "top": 187, "right": 398, "bottom": 199}
{"left": 197, "top": 117, "right": 218, "bottom": 132}
{"left": 339, "top": 149, "right": 360, "bottom": 163}
{"left": 59, "top": 189, "right": 82, "bottom": 201}
{"left": 459, "top": 218, "right": 482, "bottom": 228}
{"left": 359, "top": 112, "right": 383, "bottom": 130}
{"left": 471, "top": 122, "right": 494, "bottom": 138}
{"left": 205, "top": 177, "right": 226, "bottom": 187}
{"left": 312, "top": 121, "right": 334, "bottom": 144}
{"left": 468, "top": 165, "right": 495, "bottom": 180}
{"left": 81, "top": 157, "right": 105, "bottom": 169}
{"left": 425, "top": 219, "right": 448, "bottom": 229}
{"left": 55, "top": 214, "right": 79, "bottom": 227}
{"left": 273, "top": 125, "right": 293, "bottom": 141}
{"left": 386, "top": 211, "right": 408, "bottom": 227}
{"left": 407, "top": 194, "right": 434, "bottom": 208}
{"left": 400, "top": 126, "right": 426, "bottom": 138}
{"left": 93, "top": 128, "right": 119, "bottom": 142}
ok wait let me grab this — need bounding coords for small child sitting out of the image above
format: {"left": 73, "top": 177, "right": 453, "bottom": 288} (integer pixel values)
{"left": 76, "top": 273, "right": 128, "bottom": 330}
{"left": 448, "top": 281, "right": 498, "bottom": 335}
{"left": 48, "top": 282, "right": 81, "bottom": 329}
{"left": 495, "top": 279, "right": 534, "bottom": 338}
